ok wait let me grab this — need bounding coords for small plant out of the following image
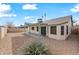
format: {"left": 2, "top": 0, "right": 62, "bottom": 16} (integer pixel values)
{"left": 24, "top": 41, "right": 49, "bottom": 55}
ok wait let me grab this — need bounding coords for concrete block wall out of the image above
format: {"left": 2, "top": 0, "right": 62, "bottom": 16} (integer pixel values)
{"left": 0, "top": 26, "right": 7, "bottom": 40}
{"left": 72, "top": 26, "right": 79, "bottom": 34}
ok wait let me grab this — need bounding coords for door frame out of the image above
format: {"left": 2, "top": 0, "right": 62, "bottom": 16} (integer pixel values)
{"left": 41, "top": 26, "right": 46, "bottom": 36}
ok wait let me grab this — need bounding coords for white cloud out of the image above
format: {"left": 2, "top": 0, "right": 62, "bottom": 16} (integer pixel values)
{"left": 0, "top": 3, "right": 17, "bottom": 18}
{"left": 22, "top": 4, "right": 38, "bottom": 10}
{"left": 12, "top": 14, "right": 17, "bottom": 17}
{"left": 0, "top": 13, "right": 17, "bottom": 17}
{"left": 70, "top": 4, "right": 79, "bottom": 13}
{"left": 24, "top": 16, "right": 32, "bottom": 19}
{"left": 0, "top": 3, "right": 11, "bottom": 12}
{"left": 32, "top": 20, "right": 37, "bottom": 23}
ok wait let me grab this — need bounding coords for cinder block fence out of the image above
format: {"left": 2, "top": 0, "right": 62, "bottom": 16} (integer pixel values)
{"left": 0, "top": 26, "right": 7, "bottom": 40}
{"left": 72, "top": 26, "right": 79, "bottom": 34}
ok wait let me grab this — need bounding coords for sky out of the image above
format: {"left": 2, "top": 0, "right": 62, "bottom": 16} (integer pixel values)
{"left": 0, "top": 3, "right": 79, "bottom": 26}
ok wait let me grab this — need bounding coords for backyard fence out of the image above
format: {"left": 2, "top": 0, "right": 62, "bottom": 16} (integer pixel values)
{"left": 7, "top": 27, "right": 27, "bottom": 33}
{"left": 0, "top": 26, "right": 7, "bottom": 40}
{"left": 72, "top": 26, "right": 79, "bottom": 35}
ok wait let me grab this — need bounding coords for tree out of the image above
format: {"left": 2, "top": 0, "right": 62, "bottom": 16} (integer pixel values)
{"left": 23, "top": 22, "right": 30, "bottom": 28}
{"left": 24, "top": 22, "right": 29, "bottom": 25}
{"left": 6, "top": 22, "right": 15, "bottom": 28}
{"left": 20, "top": 24, "right": 24, "bottom": 28}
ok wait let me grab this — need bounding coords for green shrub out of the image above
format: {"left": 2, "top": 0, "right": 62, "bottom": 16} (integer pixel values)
{"left": 24, "top": 41, "right": 49, "bottom": 55}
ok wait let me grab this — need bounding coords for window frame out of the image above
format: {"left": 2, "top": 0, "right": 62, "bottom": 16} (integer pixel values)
{"left": 50, "top": 26, "right": 57, "bottom": 34}
{"left": 61, "top": 26, "right": 64, "bottom": 35}
{"left": 31, "top": 27, "right": 34, "bottom": 30}
{"left": 37, "top": 26, "right": 39, "bottom": 31}
{"left": 66, "top": 25, "right": 68, "bottom": 35}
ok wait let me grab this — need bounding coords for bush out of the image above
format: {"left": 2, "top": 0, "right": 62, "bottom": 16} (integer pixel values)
{"left": 24, "top": 41, "right": 49, "bottom": 55}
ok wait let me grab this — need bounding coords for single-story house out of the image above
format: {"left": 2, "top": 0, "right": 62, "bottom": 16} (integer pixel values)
{"left": 26, "top": 15, "right": 73, "bottom": 40}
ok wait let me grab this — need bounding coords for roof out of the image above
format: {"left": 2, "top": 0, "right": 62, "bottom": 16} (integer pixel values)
{"left": 29, "top": 23, "right": 48, "bottom": 26}
{"left": 28, "top": 15, "right": 72, "bottom": 26}
{"left": 43, "top": 15, "right": 72, "bottom": 25}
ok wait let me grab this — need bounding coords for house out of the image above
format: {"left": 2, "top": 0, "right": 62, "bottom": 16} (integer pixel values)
{"left": 26, "top": 15, "right": 73, "bottom": 40}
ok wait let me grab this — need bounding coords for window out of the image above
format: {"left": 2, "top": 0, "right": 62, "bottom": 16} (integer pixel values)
{"left": 26, "top": 26, "right": 28, "bottom": 28}
{"left": 61, "top": 26, "right": 64, "bottom": 35}
{"left": 32, "top": 27, "right": 34, "bottom": 30}
{"left": 50, "top": 26, "right": 57, "bottom": 34}
{"left": 66, "top": 25, "right": 68, "bottom": 34}
{"left": 37, "top": 26, "right": 39, "bottom": 31}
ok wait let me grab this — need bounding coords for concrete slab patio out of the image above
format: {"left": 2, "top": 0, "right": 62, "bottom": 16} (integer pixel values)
{"left": 0, "top": 32, "right": 79, "bottom": 55}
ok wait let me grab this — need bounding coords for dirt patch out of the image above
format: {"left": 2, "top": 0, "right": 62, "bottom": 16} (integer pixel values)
{"left": 0, "top": 32, "right": 79, "bottom": 55}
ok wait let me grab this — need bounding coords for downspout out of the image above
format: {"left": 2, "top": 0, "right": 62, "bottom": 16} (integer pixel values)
{"left": 28, "top": 25, "right": 30, "bottom": 33}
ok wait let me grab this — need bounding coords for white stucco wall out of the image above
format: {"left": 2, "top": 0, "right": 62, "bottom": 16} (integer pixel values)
{"left": 47, "top": 16, "right": 72, "bottom": 40}
{"left": 29, "top": 26, "right": 39, "bottom": 34}
{"left": 26, "top": 27, "right": 29, "bottom": 32}
{"left": 27, "top": 16, "right": 72, "bottom": 40}
{"left": 27, "top": 21, "right": 72, "bottom": 40}
{"left": 48, "top": 21, "right": 72, "bottom": 40}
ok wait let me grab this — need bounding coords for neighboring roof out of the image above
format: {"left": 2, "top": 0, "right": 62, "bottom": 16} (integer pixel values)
{"left": 43, "top": 15, "right": 72, "bottom": 25}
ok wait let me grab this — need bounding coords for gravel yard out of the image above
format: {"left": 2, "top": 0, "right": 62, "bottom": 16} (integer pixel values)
{"left": 0, "top": 32, "right": 79, "bottom": 55}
